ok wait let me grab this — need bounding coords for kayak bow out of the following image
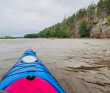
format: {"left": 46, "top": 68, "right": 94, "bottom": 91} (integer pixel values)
{"left": 0, "top": 48, "right": 65, "bottom": 93}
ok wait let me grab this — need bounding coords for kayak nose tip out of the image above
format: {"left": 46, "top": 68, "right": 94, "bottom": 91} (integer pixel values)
{"left": 28, "top": 47, "right": 32, "bottom": 50}
{"left": 25, "top": 47, "right": 34, "bottom": 53}
{"left": 27, "top": 47, "right": 33, "bottom": 51}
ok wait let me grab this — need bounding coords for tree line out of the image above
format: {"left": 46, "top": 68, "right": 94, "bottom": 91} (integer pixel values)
{"left": 24, "top": 0, "right": 110, "bottom": 38}
{"left": 0, "top": 36, "right": 15, "bottom": 39}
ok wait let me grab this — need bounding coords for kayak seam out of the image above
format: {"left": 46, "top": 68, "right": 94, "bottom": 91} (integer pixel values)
{"left": 4, "top": 66, "right": 48, "bottom": 78}
{"left": 2, "top": 71, "right": 50, "bottom": 80}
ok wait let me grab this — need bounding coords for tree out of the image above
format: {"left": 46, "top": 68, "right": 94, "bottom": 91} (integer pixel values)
{"left": 108, "top": 15, "right": 110, "bottom": 24}
{"left": 105, "top": 0, "right": 110, "bottom": 14}
{"left": 24, "top": 34, "right": 38, "bottom": 38}
{"left": 97, "top": 0, "right": 103, "bottom": 9}
{"left": 79, "top": 20, "right": 90, "bottom": 37}
{"left": 87, "top": 2, "right": 96, "bottom": 16}
{"left": 53, "top": 23, "right": 61, "bottom": 37}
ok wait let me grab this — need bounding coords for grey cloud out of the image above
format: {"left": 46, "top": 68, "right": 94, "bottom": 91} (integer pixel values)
{"left": 0, "top": 0, "right": 99, "bottom": 36}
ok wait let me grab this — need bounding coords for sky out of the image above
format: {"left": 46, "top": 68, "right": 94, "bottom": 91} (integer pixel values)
{"left": 0, "top": 0, "right": 99, "bottom": 37}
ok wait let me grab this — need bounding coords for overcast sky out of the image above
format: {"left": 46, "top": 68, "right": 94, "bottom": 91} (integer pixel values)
{"left": 0, "top": 0, "right": 99, "bottom": 37}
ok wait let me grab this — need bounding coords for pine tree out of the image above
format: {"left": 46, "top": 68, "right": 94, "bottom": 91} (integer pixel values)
{"left": 79, "top": 20, "right": 90, "bottom": 37}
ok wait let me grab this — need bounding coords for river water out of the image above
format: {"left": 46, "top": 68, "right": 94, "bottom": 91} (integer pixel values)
{"left": 0, "top": 39, "right": 110, "bottom": 93}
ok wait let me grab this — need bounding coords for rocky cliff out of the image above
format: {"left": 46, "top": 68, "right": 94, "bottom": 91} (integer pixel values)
{"left": 70, "top": 11, "right": 110, "bottom": 38}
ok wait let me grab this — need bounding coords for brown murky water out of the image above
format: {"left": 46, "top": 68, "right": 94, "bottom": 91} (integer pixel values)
{"left": 0, "top": 39, "right": 110, "bottom": 93}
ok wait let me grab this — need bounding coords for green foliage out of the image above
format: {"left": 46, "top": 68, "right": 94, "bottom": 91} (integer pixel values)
{"left": 36, "top": 16, "right": 70, "bottom": 38}
{"left": 66, "top": 14, "right": 75, "bottom": 26}
{"left": 24, "top": 34, "right": 38, "bottom": 38}
{"left": 75, "top": 8, "right": 87, "bottom": 20}
{"left": 108, "top": 15, "right": 110, "bottom": 25}
{"left": 97, "top": 0, "right": 103, "bottom": 9}
{"left": 97, "top": 0, "right": 110, "bottom": 14}
{"left": 0, "top": 36, "right": 15, "bottom": 39}
{"left": 87, "top": 2, "right": 96, "bottom": 16}
{"left": 79, "top": 20, "right": 90, "bottom": 37}
{"left": 105, "top": 0, "right": 110, "bottom": 14}
{"left": 53, "top": 23, "right": 61, "bottom": 37}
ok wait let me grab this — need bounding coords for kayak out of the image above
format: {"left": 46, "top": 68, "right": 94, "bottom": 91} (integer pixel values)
{"left": 0, "top": 47, "right": 65, "bottom": 93}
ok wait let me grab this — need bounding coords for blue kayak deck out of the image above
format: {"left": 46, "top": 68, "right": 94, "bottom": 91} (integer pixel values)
{"left": 0, "top": 48, "right": 65, "bottom": 93}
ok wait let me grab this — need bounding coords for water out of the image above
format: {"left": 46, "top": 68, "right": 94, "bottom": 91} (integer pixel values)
{"left": 0, "top": 39, "right": 110, "bottom": 93}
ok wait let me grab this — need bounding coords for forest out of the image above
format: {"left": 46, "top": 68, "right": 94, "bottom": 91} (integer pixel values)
{"left": 0, "top": 36, "right": 15, "bottom": 39}
{"left": 24, "top": 0, "right": 110, "bottom": 38}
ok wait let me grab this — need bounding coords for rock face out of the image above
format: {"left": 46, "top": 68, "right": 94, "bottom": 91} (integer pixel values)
{"left": 70, "top": 24, "right": 76, "bottom": 38}
{"left": 91, "top": 17, "right": 110, "bottom": 38}
{"left": 70, "top": 11, "right": 110, "bottom": 38}
{"left": 70, "top": 21, "right": 81, "bottom": 38}
{"left": 101, "top": 26, "right": 110, "bottom": 38}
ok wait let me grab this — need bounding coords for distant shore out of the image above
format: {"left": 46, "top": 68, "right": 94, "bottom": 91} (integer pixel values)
{"left": 0, "top": 37, "right": 110, "bottom": 39}
{"left": 24, "top": 37, "right": 110, "bottom": 39}
{"left": 0, "top": 36, "right": 15, "bottom": 39}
